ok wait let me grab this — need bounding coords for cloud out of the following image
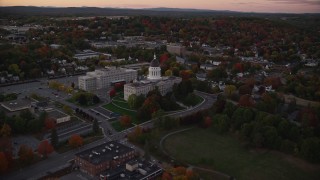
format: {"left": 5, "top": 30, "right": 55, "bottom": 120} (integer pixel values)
{"left": 266, "top": 0, "right": 320, "bottom": 5}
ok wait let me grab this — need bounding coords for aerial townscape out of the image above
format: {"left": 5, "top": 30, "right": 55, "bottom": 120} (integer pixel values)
{"left": 0, "top": 1, "right": 320, "bottom": 180}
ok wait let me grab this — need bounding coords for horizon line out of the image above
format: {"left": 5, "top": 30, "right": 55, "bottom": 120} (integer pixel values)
{"left": 1, "top": 5, "right": 319, "bottom": 14}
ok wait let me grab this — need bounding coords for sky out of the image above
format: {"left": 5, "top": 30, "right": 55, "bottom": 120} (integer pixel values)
{"left": 1, "top": 0, "right": 320, "bottom": 13}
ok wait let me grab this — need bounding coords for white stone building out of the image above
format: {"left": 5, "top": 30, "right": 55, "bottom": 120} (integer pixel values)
{"left": 78, "top": 67, "right": 137, "bottom": 91}
{"left": 124, "top": 55, "right": 182, "bottom": 100}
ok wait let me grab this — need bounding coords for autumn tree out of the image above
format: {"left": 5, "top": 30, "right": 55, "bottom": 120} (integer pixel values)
{"left": 0, "top": 152, "right": 8, "bottom": 173}
{"left": 18, "top": 144, "right": 34, "bottom": 164}
{"left": 109, "top": 88, "right": 116, "bottom": 98}
{"left": 37, "top": 140, "right": 54, "bottom": 158}
{"left": 224, "top": 85, "right": 237, "bottom": 98}
{"left": 201, "top": 116, "right": 212, "bottom": 128}
{"left": 120, "top": 115, "right": 132, "bottom": 127}
{"left": 0, "top": 124, "right": 11, "bottom": 137}
{"left": 45, "top": 117, "right": 56, "bottom": 130}
{"left": 238, "top": 94, "right": 255, "bottom": 107}
{"left": 68, "top": 134, "right": 83, "bottom": 148}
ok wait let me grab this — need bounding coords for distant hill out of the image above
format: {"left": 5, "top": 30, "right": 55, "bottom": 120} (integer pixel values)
{"left": 0, "top": 6, "right": 319, "bottom": 17}
{"left": 0, "top": 6, "right": 239, "bottom": 17}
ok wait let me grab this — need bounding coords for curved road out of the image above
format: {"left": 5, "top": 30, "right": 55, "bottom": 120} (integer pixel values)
{"left": 3, "top": 91, "right": 216, "bottom": 180}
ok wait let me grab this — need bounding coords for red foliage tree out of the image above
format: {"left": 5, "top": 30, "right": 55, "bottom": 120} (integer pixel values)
{"left": 161, "top": 172, "right": 172, "bottom": 180}
{"left": 0, "top": 152, "right": 8, "bottom": 173}
{"left": 109, "top": 88, "right": 116, "bottom": 98}
{"left": 120, "top": 115, "right": 132, "bottom": 127}
{"left": 114, "top": 82, "right": 124, "bottom": 91}
{"left": 202, "top": 116, "right": 213, "bottom": 128}
{"left": 159, "top": 53, "right": 169, "bottom": 64}
{"left": 37, "top": 140, "right": 54, "bottom": 158}
{"left": 68, "top": 134, "right": 83, "bottom": 148}
{"left": 234, "top": 63, "right": 244, "bottom": 72}
{"left": 238, "top": 94, "right": 255, "bottom": 107}
{"left": 45, "top": 117, "right": 56, "bottom": 130}
{"left": 0, "top": 137, "right": 13, "bottom": 169}
{"left": 264, "top": 77, "right": 282, "bottom": 89}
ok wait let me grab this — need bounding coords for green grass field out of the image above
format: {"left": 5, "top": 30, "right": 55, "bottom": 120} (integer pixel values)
{"left": 163, "top": 128, "right": 320, "bottom": 180}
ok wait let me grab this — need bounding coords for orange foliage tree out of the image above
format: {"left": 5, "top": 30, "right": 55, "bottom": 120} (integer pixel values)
{"left": 37, "top": 140, "right": 54, "bottom": 158}
{"left": 202, "top": 116, "right": 213, "bottom": 128}
{"left": 120, "top": 115, "right": 132, "bottom": 127}
{"left": 238, "top": 94, "right": 255, "bottom": 107}
{"left": 18, "top": 144, "right": 34, "bottom": 164}
{"left": 68, "top": 134, "right": 83, "bottom": 148}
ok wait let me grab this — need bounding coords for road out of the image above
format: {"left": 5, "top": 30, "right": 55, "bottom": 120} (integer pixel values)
{"left": 2, "top": 79, "right": 216, "bottom": 180}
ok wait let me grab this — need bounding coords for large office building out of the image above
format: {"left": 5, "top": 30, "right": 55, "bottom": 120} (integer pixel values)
{"left": 124, "top": 55, "right": 181, "bottom": 100}
{"left": 78, "top": 67, "right": 137, "bottom": 91}
{"left": 74, "top": 141, "right": 137, "bottom": 177}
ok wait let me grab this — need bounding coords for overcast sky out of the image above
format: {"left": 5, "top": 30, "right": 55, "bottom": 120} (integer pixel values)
{"left": 1, "top": 0, "right": 320, "bottom": 13}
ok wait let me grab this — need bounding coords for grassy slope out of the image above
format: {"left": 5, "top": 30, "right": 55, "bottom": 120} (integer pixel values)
{"left": 164, "top": 128, "right": 320, "bottom": 180}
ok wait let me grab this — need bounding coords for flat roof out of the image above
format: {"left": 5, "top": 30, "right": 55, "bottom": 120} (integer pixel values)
{"left": 46, "top": 109, "right": 69, "bottom": 119}
{"left": 75, "top": 141, "right": 135, "bottom": 165}
{"left": 101, "top": 159, "right": 162, "bottom": 180}
{"left": 1, "top": 99, "right": 31, "bottom": 112}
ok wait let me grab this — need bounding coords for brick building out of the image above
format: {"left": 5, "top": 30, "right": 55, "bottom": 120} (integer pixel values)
{"left": 74, "top": 141, "right": 137, "bottom": 177}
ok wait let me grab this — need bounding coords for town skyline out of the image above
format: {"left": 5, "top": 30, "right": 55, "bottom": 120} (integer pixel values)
{"left": 1, "top": 0, "right": 320, "bottom": 13}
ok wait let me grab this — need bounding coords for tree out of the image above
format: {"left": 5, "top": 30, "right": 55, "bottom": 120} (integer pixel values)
{"left": 50, "top": 128, "right": 59, "bottom": 149}
{"left": 109, "top": 89, "right": 116, "bottom": 98}
{"left": 224, "top": 85, "right": 237, "bottom": 98}
{"left": 0, "top": 152, "right": 8, "bottom": 173}
{"left": 300, "top": 137, "right": 320, "bottom": 163}
{"left": 37, "top": 140, "right": 54, "bottom": 158}
{"left": 62, "top": 105, "right": 73, "bottom": 115}
{"left": 69, "top": 134, "right": 83, "bottom": 148}
{"left": 78, "top": 94, "right": 87, "bottom": 106}
{"left": 92, "top": 119, "right": 99, "bottom": 134}
{"left": 18, "top": 144, "right": 34, "bottom": 164}
{"left": 92, "top": 95, "right": 100, "bottom": 104}
{"left": 238, "top": 94, "right": 254, "bottom": 107}
{"left": 71, "top": 82, "right": 75, "bottom": 89}
{"left": 0, "top": 124, "right": 11, "bottom": 137}
{"left": 120, "top": 115, "right": 132, "bottom": 127}
{"left": 128, "top": 94, "right": 137, "bottom": 109}
{"left": 202, "top": 116, "right": 212, "bottom": 128}
{"left": 165, "top": 69, "right": 172, "bottom": 76}
{"left": 238, "top": 84, "right": 252, "bottom": 95}
{"left": 45, "top": 117, "right": 56, "bottom": 130}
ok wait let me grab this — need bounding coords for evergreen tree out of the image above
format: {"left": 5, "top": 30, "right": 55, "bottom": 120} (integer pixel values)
{"left": 50, "top": 128, "right": 59, "bottom": 149}
{"left": 92, "top": 119, "right": 99, "bottom": 134}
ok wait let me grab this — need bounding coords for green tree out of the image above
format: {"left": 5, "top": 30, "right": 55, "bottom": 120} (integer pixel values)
{"left": 128, "top": 94, "right": 137, "bottom": 109}
{"left": 300, "top": 137, "right": 320, "bottom": 163}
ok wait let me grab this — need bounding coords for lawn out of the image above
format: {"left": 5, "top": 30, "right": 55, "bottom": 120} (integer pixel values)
{"left": 163, "top": 128, "right": 320, "bottom": 180}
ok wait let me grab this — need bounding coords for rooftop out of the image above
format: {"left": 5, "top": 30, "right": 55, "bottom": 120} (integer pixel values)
{"left": 100, "top": 159, "right": 162, "bottom": 180}
{"left": 75, "top": 141, "right": 135, "bottom": 165}
{"left": 1, "top": 99, "right": 31, "bottom": 112}
{"left": 46, "top": 109, "right": 69, "bottom": 119}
